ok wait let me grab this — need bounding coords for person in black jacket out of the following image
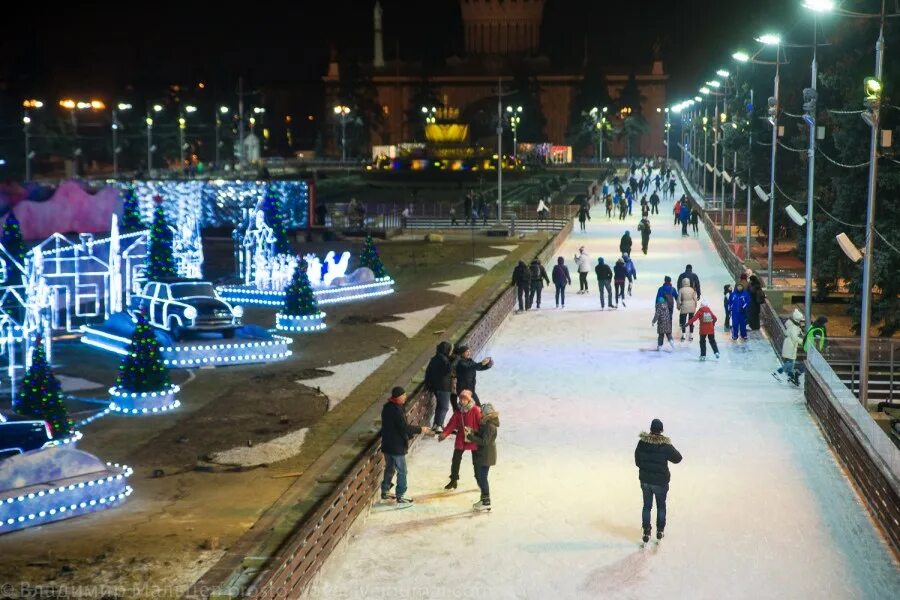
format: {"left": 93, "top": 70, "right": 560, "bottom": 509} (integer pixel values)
{"left": 454, "top": 344, "right": 493, "bottom": 407}
{"left": 424, "top": 341, "right": 455, "bottom": 433}
{"left": 595, "top": 257, "right": 614, "bottom": 309}
{"left": 634, "top": 418, "right": 683, "bottom": 542}
{"left": 380, "top": 387, "right": 431, "bottom": 503}
{"left": 620, "top": 231, "right": 633, "bottom": 255}
{"left": 527, "top": 258, "right": 550, "bottom": 310}
{"left": 676, "top": 264, "right": 701, "bottom": 299}
{"left": 512, "top": 260, "right": 531, "bottom": 313}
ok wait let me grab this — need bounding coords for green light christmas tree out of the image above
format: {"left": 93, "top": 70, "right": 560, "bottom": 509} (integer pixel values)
{"left": 121, "top": 186, "right": 145, "bottom": 233}
{"left": 145, "top": 195, "right": 177, "bottom": 281}
{"left": 115, "top": 311, "right": 171, "bottom": 393}
{"left": 359, "top": 234, "right": 387, "bottom": 278}
{"left": 261, "top": 185, "right": 292, "bottom": 255}
{"left": 14, "top": 339, "right": 74, "bottom": 439}
{"left": 283, "top": 261, "right": 320, "bottom": 317}
{"left": 2, "top": 211, "right": 27, "bottom": 285}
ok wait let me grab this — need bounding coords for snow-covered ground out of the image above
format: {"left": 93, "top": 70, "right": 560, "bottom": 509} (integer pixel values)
{"left": 306, "top": 172, "right": 900, "bottom": 600}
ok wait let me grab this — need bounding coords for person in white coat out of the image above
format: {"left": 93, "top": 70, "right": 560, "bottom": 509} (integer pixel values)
{"left": 677, "top": 277, "right": 699, "bottom": 342}
{"left": 773, "top": 309, "right": 805, "bottom": 386}
{"left": 537, "top": 198, "right": 549, "bottom": 223}
{"left": 574, "top": 247, "right": 591, "bottom": 294}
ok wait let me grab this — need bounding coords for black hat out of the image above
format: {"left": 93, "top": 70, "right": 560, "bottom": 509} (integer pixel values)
{"left": 650, "top": 419, "right": 664, "bottom": 434}
{"left": 390, "top": 386, "right": 405, "bottom": 398}
{"left": 455, "top": 344, "right": 470, "bottom": 355}
{"left": 664, "top": 276, "right": 672, "bottom": 284}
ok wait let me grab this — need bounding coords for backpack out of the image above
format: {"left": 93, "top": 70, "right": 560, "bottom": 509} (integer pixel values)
{"left": 701, "top": 311, "right": 714, "bottom": 323}
{"left": 529, "top": 263, "right": 541, "bottom": 280}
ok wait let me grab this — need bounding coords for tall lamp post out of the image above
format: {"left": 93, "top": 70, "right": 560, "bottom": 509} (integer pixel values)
{"left": 333, "top": 105, "right": 351, "bottom": 163}
{"left": 216, "top": 105, "right": 229, "bottom": 167}
{"left": 59, "top": 99, "right": 105, "bottom": 177}
{"left": 112, "top": 103, "right": 131, "bottom": 178}
{"left": 732, "top": 51, "right": 754, "bottom": 262}
{"left": 506, "top": 105, "right": 523, "bottom": 161}
{"left": 22, "top": 99, "right": 43, "bottom": 181}
{"left": 589, "top": 106, "right": 609, "bottom": 163}
{"left": 179, "top": 104, "right": 197, "bottom": 173}
{"left": 756, "top": 33, "right": 782, "bottom": 288}
{"left": 146, "top": 104, "right": 163, "bottom": 174}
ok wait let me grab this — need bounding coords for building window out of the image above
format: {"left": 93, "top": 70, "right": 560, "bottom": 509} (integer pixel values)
{"left": 382, "top": 105, "right": 390, "bottom": 116}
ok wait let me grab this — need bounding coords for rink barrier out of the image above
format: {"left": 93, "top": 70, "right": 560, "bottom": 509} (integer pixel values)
{"left": 805, "top": 347, "right": 900, "bottom": 557}
{"left": 238, "top": 218, "right": 573, "bottom": 600}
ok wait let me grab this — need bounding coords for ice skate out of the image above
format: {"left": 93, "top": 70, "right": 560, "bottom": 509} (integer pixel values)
{"left": 715, "top": 352, "right": 720, "bottom": 359}
{"left": 688, "top": 333, "right": 694, "bottom": 342}
{"left": 641, "top": 526, "right": 651, "bottom": 545}
{"left": 380, "top": 491, "right": 395, "bottom": 500}
{"left": 443, "top": 479, "right": 457, "bottom": 490}
{"left": 656, "top": 529, "right": 664, "bottom": 542}
{"left": 771, "top": 370, "right": 783, "bottom": 382}
{"left": 668, "top": 339, "right": 675, "bottom": 352}
{"left": 699, "top": 355, "right": 707, "bottom": 361}
{"left": 473, "top": 498, "right": 491, "bottom": 512}
{"left": 432, "top": 425, "right": 443, "bottom": 435}
{"left": 395, "top": 495, "right": 414, "bottom": 504}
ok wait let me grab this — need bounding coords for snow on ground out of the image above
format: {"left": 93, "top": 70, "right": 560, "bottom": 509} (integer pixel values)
{"left": 58, "top": 374, "right": 104, "bottom": 392}
{"left": 381, "top": 305, "right": 447, "bottom": 338}
{"left": 491, "top": 245, "right": 520, "bottom": 253}
{"left": 428, "top": 275, "right": 482, "bottom": 296}
{"left": 306, "top": 171, "right": 900, "bottom": 600}
{"left": 297, "top": 352, "right": 394, "bottom": 410}
{"left": 470, "top": 254, "right": 507, "bottom": 271}
{"left": 210, "top": 428, "right": 308, "bottom": 467}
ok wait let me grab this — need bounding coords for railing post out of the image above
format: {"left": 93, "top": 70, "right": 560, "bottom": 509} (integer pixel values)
{"left": 891, "top": 342, "right": 895, "bottom": 402}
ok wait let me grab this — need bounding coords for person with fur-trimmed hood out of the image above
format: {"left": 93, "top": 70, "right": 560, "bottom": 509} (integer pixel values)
{"left": 635, "top": 418, "right": 683, "bottom": 543}
{"left": 773, "top": 309, "right": 806, "bottom": 386}
{"left": 439, "top": 390, "right": 482, "bottom": 490}
{"left": 466, "top": 402, "right": 499, "bottom": 511}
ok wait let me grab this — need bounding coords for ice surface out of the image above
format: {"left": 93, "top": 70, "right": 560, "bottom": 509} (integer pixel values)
{"left": 306, "top": 173, "right": 900, "bottom": 600}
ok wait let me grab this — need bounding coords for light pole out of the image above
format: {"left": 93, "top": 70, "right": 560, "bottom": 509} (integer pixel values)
{"left": 506, "top": 105, "right": 523, "bottom": 161}
{"left": 179, "top": 104, "right": 197, "bottom": 173}
{"left": 112, "top": 103, "right": 131, "bottom": 178}
{"left": 22, "top": 99, "right": 43, "bottom": 181}
{"left": 216, "top": 105, "right": 229, "bottom": 167}
{"left": 757, "top": 33, "right": 782, "bottom": 288}
{"left": 706, "top": 80, "right": 722, "bottom": 214}
{"left": 333, "top": 105, "right": 351, "bottom": 163}
{"left": 589, "top": 106, "right": 608, "bottom": 163}
{"left": 733, "top": 51, "right": 754, "bottom": 262}
{"left": 146, "top": 103, "right": 162, "bottom": 174}
{"left": 59, "top": 99, "right": 105, "bottom": 177}
{"left": 701, "top": 96, "right": 709, "bottom": 199}
{"left": 658, "top": 107, "right": 671, "bottom": 161}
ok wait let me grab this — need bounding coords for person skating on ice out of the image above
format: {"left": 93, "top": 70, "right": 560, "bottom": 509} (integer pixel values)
{"left": 620, "top": 231, "right": 633, "bottom": 256}
{"left": 687, "top": 300, "right": 720, "bottom": 360}
{"left": 577, "top": 203, "right": 589, "bottom": 231}
{"left": 649, "top": 190, "right": 660, "bottom": 215}
{"left": 679, "top": 200, "right": 691, "bottom": 237}
{"left": 635, "top": 419, "right": 683, "bottom": 543}
{"left": 638, "top": 217, "right": 652, "bottom": 255}
{"left": 677, "top": 277, "right": 698, "bottom": 342}
{"left": 690, "top": 207, "right": 700, "bottom": 236}
{"left": 512, "top": 260, "right": 530, "bottom": 313}
{"left": 623, "top": 253, "right": 637, "bottom": 296}
{"left": 424, "top": 341, "right": 456, "bottom": 434}
{"left": 551, "top": 256, "right": 571, "bottom": 308}
{"left": 729, "top": 281, "right": 751, "bottom": 341}
{"left": 527, "top": 258, "right": 550, "bottom": 309}
{"left": 595, "top": 257, "right": 614, "bottom": 309}
{"left": 804, "top": 316, "right": 828, "bottom": 352}
{"left": 453, "top": 344, "right": 493, "bottom": 407}
{"left": 439, "top": 390, "right": 482, "bottom": 490}
{"left": 773, "top": 309, "right": 806, "bottom": 386}
{"left": 656, "top": 276, "right": 678, "bottom": 319}
{"left": 467, "top": 402, "right": 499, "bottom": 511}
{"left": 676, "top": 264, "right": 701, "bottom": 299}
{"left": 652, "top": 296, "right": 676, "bottom": 351}
{"left": 613, "top": 258, "right": 628, "bottom": 307}
{"left": 722, "top": 284, "right": 733, "bottom": 332}
{"left": 380, "top": 387, "right": 432, "bottom": 503}
{"left": 574, "top": 246, "right": 591, "bottom": 294}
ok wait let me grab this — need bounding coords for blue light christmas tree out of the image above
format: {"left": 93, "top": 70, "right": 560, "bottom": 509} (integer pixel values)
{"left": 121, "top": 186, "right": 145, "bottom": 233}
{"left": 14, "top": 340, "right": 74, "bottom": 439}
{"left": 146, "top": 196, "right": 177, "bottom": 281}
{"left": 2, "top": 211, "right": 27, "bottom": 285}
{"left": 115, "top": 311, "right": 171, "bottom": 393}
{"left": 261, "top": 185, "right": 292, "bottom": 255}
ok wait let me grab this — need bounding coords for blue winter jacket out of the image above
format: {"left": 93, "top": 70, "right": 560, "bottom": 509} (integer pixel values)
{"left": 729, "top": 288, "right": 751, "bottom": 317}
{"left": 656, "top": 283, "right": 678, "bottom": 305}
{"left": 679, "top": 204, "right": 691, "bottom": 222}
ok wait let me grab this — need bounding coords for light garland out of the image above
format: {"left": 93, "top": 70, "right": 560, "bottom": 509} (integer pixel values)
{"left": 43, "top": 430, "right": 84, "bottom": 448}
{"left": 275, "top": 312, "right": 327, "bottom": 333}
{"left": 75, "top": 407, "right": 111, "bottom": 428}
{"left": 109, "top": 399, "right": 181, "bottom": 415}
{"left": 216, "top": 277, "right": 395, "bottom": 307}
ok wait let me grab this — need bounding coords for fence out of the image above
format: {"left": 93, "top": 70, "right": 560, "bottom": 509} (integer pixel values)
{"left": 240, "top": 219, "right": 573, "bottom": 599}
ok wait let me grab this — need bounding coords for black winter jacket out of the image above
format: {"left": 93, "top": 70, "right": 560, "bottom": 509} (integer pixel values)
{"left": 380, "top": 401, "right": 421, "bottom": 455}
{"left": 634, "top": 432, "right": 683, "bottom": 486}
{"left": 424, "top": 353, "right": 454, "bottom": 393}
{"left": 620, "top": 234, "right": 633, "bottom": 254}
{"left": 455, "top": 357, "right": 492, "bottom": 394}
{"left": 512, "top": 264, "right": 530, "bottom": 288}
{"left": 595, "top": 263, "right": 613, "bottom": 281}
{"left": 677, "top": 270, "right": 701, "bottom": 298}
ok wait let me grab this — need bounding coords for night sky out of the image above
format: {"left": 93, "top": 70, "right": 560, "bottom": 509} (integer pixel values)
{"left": 1, "top": 0, "right": 802, "bottom": 123}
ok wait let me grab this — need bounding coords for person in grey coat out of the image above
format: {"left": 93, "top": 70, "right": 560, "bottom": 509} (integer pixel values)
{"left": 467, "top": 403, "right": 499, "bottom": 511}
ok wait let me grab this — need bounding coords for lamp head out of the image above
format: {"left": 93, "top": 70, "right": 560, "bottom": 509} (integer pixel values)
{"left": 732, "top": 51, "right": 750, "bottom": 63}
{"left": 756, "top": 33, "right": 781, "bottom": 46}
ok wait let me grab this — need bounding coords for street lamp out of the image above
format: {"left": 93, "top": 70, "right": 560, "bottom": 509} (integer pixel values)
{"left": 59, "top": 98, "right": 105, "bottom": 176}
{"left": 506, "top": 105, "right": 523, "bottom": 161}
{"left": 145, "top": 104, "right": 163, "bottom": 174}
{"left": 178, "top": 104, "right": 197, "bottom": 172}
{"left": 22, "top": 100, "right": 44, "bottom": 181}
{"left": 588, "top": 106, "right": 608, "bottom": 163}
{"left": 756, "top": 32, "right": 782, "bottom": 288}
{"left": 333, "top": 105, "right": 351, "bottom": 162}
{"left": 112, "top": 103, "right": 131, "bottom": 177}
{"left": 216, "top": 105, "right": 229, "bottom": 167}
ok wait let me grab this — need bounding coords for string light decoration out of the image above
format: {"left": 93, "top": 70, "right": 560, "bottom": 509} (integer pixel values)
{"left": 145, "top": 196, "right": 177, "bottom": 281}
{"left": 1, "top": 212, "right": 26, "bottom": 285}
{"left": 113, "top": 311, "right": 171, "bottom": 393}
{"left": 261, "top": 185, "right": 292, "bottom": 255}
{"left": 13, "top": 339, "right": 74, "bottom": 439}
{"left": 120, "top": 186, "right": 145, "bottom": 234}
{"left": 359, "top": 234, "right": 387, "bottom": 278}
{"left": 277, "top": 261, "right": 326, "bottom": 332}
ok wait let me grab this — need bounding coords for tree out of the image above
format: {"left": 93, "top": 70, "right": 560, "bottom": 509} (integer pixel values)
{"left": 406, "top": 76, "right": 443, "bottom": 143}
{"left": 332, "top": 59, "right": 384, "bottom": 158}
{"left": 283, "top": 262, "right": 319, "bottom": 317}
{"left": 359, "top": 234, "right": 387, "bottom": 278}
{"left": 261, "top": 185, "right": 292, "bottom": 255}
{"left": 616, "top": 73, "right": 649, "bottom": 158}
{"left": 115, "top": 311, "right": 171, "bottom": 393}
{"left": 145, "top": 196, "right": 177, "bottom": 281}
{"left": 566, "top": 66, "right": 614, "bottom": 156}
{"left": 508, "top": 70, "right": 547, "bottom": 144}
{"left": 121, "top": 186, "right": 145, "bottom": 233}
{"left": 14, "top": 340, "right": 73, "bottom": 439}
{"left": 1, "top": 211, "right": 26, "bottom": 285}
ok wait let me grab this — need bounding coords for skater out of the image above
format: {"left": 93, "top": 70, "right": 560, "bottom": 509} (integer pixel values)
{"left": 619, "top": 197, "right": 629, "bottom": 221}
{"left": 690, "top": 207, "right": 699, "bottom": 235}
{"left": 638, "top": 217, "right": 652, "bottom": 255}
{"left": 595, "top": 257, "right": 614, "bottom": 309}
{"left": 575, "top": 246, "right": 591, "bottom": 294}
{"left": 649, "top": 190, "right": 660, "bottom": 215}
{"left": 656, "top": 276, "right": 678, "bottom": 319}
{"left": 552, "top": 256, "right": 571, "bottom": 308}
{"left": 747, "top": 275, "right": 765, "bottom": 330}
{"left": 380, "top": 387, "right": 432, "bottom": 503}
{"left": 673, "top": 198, "right": 681, "bottom": 226}
{"left": 439, "top": 390, "right": 482, "bottom": 490}
{"left": 454, "top": 344, "right": 493, "bottom": 407}
{"left": 512, "top": 260, "right": 530, "bottom": 312}
{"left": 668, "top": 177, "right": 676, "bottom": 199}
{"left": 723, "top": 284, "right": 733, "bottom": 331}
{"left": 652, "top": 296, "right": 676, "bottom": 351}
{"left": 677, "top": 277, "right": 698, "bottom": 342}
{"left": 687, "top": 300, "right": 720, "bottom": 359}
{"left": 623, "top": 253, "right": 637, "bottom": 296}
{"left": 613, "top": 257, "right": 628, "bottom": 307}
{"left": 728, "top": 281, "right": 751, "bottom": 340}
{"left": 773, "top": 309, "right": 806, "bottom": 385}
{"left": 620, "top": 231, "right": 633, "bottom": 256}
{"left": 424, "top": 341, "right": 455, "bottom": 433}
{"left": 537, "top": 197, "right": 549, "bottom": 223}
{"left": 679, "top": 199, "right": 691, "bottom": 237}
{"left": 577, "top": 203, "right": 589, "bottom": 231}
{"left": 605, "top": 194, "right": 613, "bottom": 219}
{"left": 467, "top": 402, "right": 499, "bottom": 511}
{"left": 676, "top": 264, "right": 702, "bottom": 299}
{"left": 527, "top": 257, "right": 550, "bottom": 309}
{"left": 626, "top": 188, "right": 634, "bottom": 216}
{"left": 449, "top": 206, "right": 459, "bottom": 227}
{"left": 635, "top": 418, "right": 683, "bottom": 543}
{"left": 804, "top": 316, "right": 828, "bottom": 352}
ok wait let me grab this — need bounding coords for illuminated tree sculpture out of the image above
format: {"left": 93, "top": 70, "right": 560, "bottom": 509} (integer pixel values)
{"left": 14, "top": 340, "right": 74, "bottom": 439}
{"left": 2, "top": 211, "right": 27, "bottom": 285}
{"left": 115, "top": 311, "right": 171, "bottom": 393}
{"left": 146, "top": 195, "right": 177, "bottom": 281}
{"left": 359, "top": 234, "right": 387, "bottom": 278}
{"left": 121, "top": 186, "right": 145, "bottom": 233}
{"left": 261, "top": 185, "right": 292, "bottom": 255}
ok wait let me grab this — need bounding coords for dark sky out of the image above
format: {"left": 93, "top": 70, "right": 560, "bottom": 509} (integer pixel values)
{"left": 2, "top": 0, "right": 800, "bottom": 107}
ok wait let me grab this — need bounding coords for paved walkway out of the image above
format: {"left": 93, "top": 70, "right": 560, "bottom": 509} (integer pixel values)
{"left": 307, "top": 173, "right": 899, "bottom": 600}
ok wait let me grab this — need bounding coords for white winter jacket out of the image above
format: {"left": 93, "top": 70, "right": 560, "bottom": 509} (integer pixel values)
{"left": 781, "top": 309, "right": 805, "bottom": 360}
{"left": 575, "top": 252, "right": 590, "bottom": 273}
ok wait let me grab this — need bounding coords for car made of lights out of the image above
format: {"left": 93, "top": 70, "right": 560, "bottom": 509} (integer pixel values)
{"left": 0, "top": 419, "right": 53, "bottom": 461}
{"left": 127, "top": 280, "right": 243, "bottom": 340}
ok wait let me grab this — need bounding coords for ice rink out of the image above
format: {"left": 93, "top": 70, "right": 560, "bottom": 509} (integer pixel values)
{"left": 307, "top": 173, "right": 899, "bottom": 600}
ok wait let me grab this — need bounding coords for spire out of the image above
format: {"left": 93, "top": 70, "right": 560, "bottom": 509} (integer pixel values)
{"left": 373, "top": 1, "right": 385, "bottom": 68}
